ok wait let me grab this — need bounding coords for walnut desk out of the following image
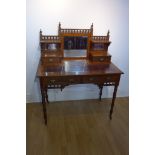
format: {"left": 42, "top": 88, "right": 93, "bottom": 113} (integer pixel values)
{"left": 37, "top": 60, "right": 123, "bottom": 125}
{"left": 37, "top": 23, "right": 123, "bottom": 125}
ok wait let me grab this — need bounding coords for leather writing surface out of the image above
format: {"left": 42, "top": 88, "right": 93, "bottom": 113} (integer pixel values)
{"left": 38, "top": 60, "right": 123, "bottom": 77}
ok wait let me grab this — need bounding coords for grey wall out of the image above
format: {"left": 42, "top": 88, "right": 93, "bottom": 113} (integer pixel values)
{"left": 26, "top": 0, "right": 129, "bottom": 102}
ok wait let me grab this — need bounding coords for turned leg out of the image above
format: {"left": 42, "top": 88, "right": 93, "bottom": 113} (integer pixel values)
{"left": 109, "top": 85, "right": 118, "bottom": 120}
{"left": 99, "top": 85, "right": 103, "bottom": 101}
{"left": 45, "top": 89, "right": 49, "bottom": 103}
{"left": 41, "top": 90, "right": 47, "bottom": 125}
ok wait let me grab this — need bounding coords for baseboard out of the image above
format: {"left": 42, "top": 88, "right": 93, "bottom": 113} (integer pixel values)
{"left": 26, "top": 96, "right": 129, "bottom": 104}
{"left": 26, "top": 93, "right": 32, "bottom": 103}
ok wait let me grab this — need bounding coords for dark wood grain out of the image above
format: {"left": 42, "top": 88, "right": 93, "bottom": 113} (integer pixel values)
{"left": 37, "top": 23, "right": 123, "bottom": 125}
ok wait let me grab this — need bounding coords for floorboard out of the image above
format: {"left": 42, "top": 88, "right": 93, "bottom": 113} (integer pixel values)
{"left": 27, "top": 97, "right": 129, "bottom": 155}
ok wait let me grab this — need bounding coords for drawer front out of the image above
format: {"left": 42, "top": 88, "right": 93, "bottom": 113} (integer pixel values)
{"left": 44, "top": 77, "right": 62, "bottom": 86}
{"left": 82, "top": 75, "right": 120, "bottom": 84}
{"left": 45, "top": 76, "right": 81, "bottom": 86}
{"left": 104, "top": 75, "right": 120, "bottom": 83}
{"left": 63, "top": 76, "right": 81, "bottom": 84}
{"left": 91, "top": 56, "right": 111, "bottom": 63}
{"left": 42, "top": 57, "right": 62, "bottom": 64}
{"left": 42, "top": 75, "right": 120, "bottom": 87}
{"left": 82, "top": 76, "right": 104, "bottom": 83}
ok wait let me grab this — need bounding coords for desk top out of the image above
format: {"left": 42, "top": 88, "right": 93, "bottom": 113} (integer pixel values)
{"left": 37, "top": 60, "right": 123, "bottom": 77}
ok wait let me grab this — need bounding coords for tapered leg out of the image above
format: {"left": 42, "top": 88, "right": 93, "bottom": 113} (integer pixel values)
{"left": 99, "top": 85, "right": 103, "bottom": 101}
{"left": 109, "top": 85, "right": 118, "bottom": 120}
{"left": 41, "top": 90, "right": 47, "bottom": 125}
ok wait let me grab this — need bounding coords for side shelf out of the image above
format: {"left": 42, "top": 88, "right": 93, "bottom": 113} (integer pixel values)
{"left": 40, "top": 30, "right": 63, "bottom": 65}
{"left": 88, "top": 31, "right": 111, "bottom": 63}
{"left": 39, "top": 23, "right": 112, "bottom": 65}
{"left": 89, "top": 51, "right": 111, "bottom": 63}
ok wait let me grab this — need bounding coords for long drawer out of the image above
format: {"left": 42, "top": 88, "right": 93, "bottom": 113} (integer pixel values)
{"left": 45, "top": 76, "right": 81, "bottom": 86}
{"left": 90, "top": 55, "right": 111, "bottom": 63}
{"left": 42, "top": 74, "right": 120, "bottom": 87}
{"left": 82, "top": 75, "right": 120, "bottom": 84}
{"left": 41, "top": 57, "right": 62, "bottom": 65}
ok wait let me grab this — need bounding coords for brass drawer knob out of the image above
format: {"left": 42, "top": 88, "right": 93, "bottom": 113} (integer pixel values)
{"left": 50, "top": 79, "right": 56, "bottom": 83}
{"left": 89, "top": 77, "right": 94, "bottom": 81}
{"left": 69, "top": 79, "right": 74, "bottom": 82}
{"left": 49, "top": 58, "right": 53, "bottom": 62}
{"left": 100, "top": 58, "right": 104, "bottom": 61}
{"left": 106, "top": 77, "right": 111, "bottom": 80}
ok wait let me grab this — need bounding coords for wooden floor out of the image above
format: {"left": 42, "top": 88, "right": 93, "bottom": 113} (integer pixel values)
{"left": 27, "top": 97, "right": 129, "bottom": 155}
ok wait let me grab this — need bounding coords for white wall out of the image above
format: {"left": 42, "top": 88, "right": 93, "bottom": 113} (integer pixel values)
{"left": 26, "top": 0, "right": 129, "bottom": 102}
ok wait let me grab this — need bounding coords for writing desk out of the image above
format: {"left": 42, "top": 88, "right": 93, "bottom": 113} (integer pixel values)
{"left": 37, "top": 23, "right": 123, "bottom": 125}
{"left": 37, "top": 60, "right": 123, "bottom": 125}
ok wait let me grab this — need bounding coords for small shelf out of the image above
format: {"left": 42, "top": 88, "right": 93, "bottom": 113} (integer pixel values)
{"left": 40, "top": 40, "right": 61, "bottom": 43}
{"left": 89, "top": 51, "right": 111, "bottom": 63}
{"left": 91, "top": 40, "right": 111, "bottom": 44}
{"left": 41, "top": 51, "right": 63, "bottom": 58}
{"left": 90, "top": 51, "right": 111, "bottom": 57}
{"left": 90, "top": 42, "right": 110, "bottom": 51}
{"left": 41, "top": 42, "right": 62, "bottom": 51}
{"left": 39, "top": 24, "right": 111, "bottom": 64}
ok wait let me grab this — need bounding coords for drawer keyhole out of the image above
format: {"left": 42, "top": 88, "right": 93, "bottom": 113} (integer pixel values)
{"left": 100, "top": 58, "right": 104, "bottom": 61}
{"left": 107, "top": 77, "right": 111, "bottom": 80}
{"left": 50, "top": 79, "right": 56, "bottom": 83}
{"left": 69, "top": 79, "right": 74, "bottom": 82}
{"left": 89, "top": 77, "right": 94, "bottom": 81}
{"left": 49, "top": 58, "right": 53, "bottom": 62}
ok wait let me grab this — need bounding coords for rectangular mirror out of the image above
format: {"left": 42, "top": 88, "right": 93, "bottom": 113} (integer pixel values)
{"left": 64, "top": 36, "right": 87, "bottom": 58}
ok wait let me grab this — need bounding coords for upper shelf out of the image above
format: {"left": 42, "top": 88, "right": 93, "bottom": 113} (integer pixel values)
{"left": 91, "top": 36, "right": 110, "bottom": 43}
{"left": 40, "top": 35, "right": 62, "bottom": 43}
{"left": 40, "top": 23, "right": 111, "bottom": 48}
{"left": 58, "top": 22, "right": 93, "bottom": 36}
{"left": 59, "top": 29, "right": 92, "bottom": 36}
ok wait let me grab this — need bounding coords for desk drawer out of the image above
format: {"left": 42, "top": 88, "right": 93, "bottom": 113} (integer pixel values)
{"left": 82, "top": 76, "right": 104, "bottom": 83}
{"left": 43, "top": 75, "right": 120, "bottom": 87}
{"left": 104, "top": 75, "right": 120, "bottom": 83}
{"left": 62, "top": 76, "right": 81, "bottom": 84}
{"left": 45, "top": 77, "right": 62, "bottom": 85}
{"left": 91, "top": 56, "right": 111, "bottom": 63}
{"left": 45, "top": 76, "right": 81, "bottom": 85}
{"left": 82, "top": 75, "right": 120, "bottom": 84}
{"left": 42, "top": 57, "right": 62, "bottom": 64}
